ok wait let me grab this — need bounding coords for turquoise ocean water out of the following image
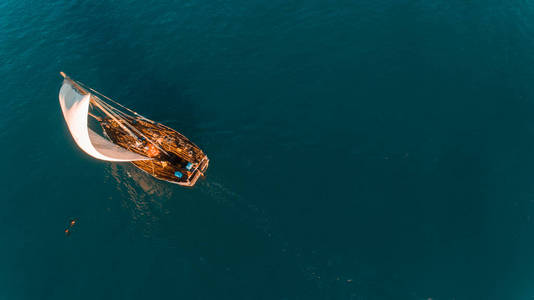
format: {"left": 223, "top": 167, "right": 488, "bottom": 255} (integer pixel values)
{"left": 3, "top": 0, "right": 534, "bottom": 299}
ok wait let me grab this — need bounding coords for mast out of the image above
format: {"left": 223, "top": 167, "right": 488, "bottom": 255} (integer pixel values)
{"left": 58, "top": 73, "right": 151, "bottom": 162}
{"left": 60, "top": 72, "right": 136, "bottom": 136}
{"left": 59, "top": 71, "right": 170, "bottom": 156}
{"left": 60, "top": 71, "right": 87, "bottom": 95}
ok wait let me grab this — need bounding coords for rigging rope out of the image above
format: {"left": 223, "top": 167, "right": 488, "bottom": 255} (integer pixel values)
{"left": 75, "top": 79, "right": 195, "bottom": 146}
{"left": 90, "top": 96, "right": 139, "bottom": 140}
{"left": 72, "top": 78, "right": 171, "bottom": 157}
{"left": 92, "top": 95, "right": 170, "bottom": 156}
{"left": 75, "top": 80, "right": 155, "bottom": 124}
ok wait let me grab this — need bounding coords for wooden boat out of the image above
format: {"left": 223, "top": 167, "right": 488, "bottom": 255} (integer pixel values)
{"left": 58, "top": 72, "right": 209, "bottom": 186}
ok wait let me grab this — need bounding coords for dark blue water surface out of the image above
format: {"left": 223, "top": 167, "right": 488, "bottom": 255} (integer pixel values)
{"left": 3, "top": 0, "right": 534, "bottom": 299}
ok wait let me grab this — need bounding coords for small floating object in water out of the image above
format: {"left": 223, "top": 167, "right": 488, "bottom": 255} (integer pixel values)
{"left": 58, "top": 72, "right": 209, "bottom": 186}
{"left": 65, "top": 218, "right": 78, "bottom": 236}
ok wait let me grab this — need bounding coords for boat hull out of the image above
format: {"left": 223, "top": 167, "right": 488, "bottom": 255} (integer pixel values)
{"left": 131, "top": 157, "right": 209, "bottom": 186}
{"left": 100, "top": 114, "right": 209, "bottom": 186}
{"left": 59, "top": 72, "right": 209, "bottom": 187}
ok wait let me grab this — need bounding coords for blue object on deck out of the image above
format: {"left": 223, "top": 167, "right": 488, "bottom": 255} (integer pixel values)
{"left": 186, "top": 162, "right": 193, "bottom": 170}
{"left": 174, "top": 171, "right": 183, "bottom": 178}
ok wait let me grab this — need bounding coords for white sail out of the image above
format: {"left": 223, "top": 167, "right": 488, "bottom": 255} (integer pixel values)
{"left": 59, "top": 80, "right": 149, "bottom": 161}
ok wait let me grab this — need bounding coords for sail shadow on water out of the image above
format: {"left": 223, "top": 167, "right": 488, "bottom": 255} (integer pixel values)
{"left": 106, "top": 163, "right": 174, "bottom": 237}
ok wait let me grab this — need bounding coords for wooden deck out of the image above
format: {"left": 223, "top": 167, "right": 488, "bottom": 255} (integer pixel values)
{"left": 100, "top": 113, "right": 209, "bottom": 186}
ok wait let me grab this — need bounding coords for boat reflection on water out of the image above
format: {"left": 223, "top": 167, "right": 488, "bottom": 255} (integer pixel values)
{"left": 107, "top": 163, "right": 174, "bottom": 237}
